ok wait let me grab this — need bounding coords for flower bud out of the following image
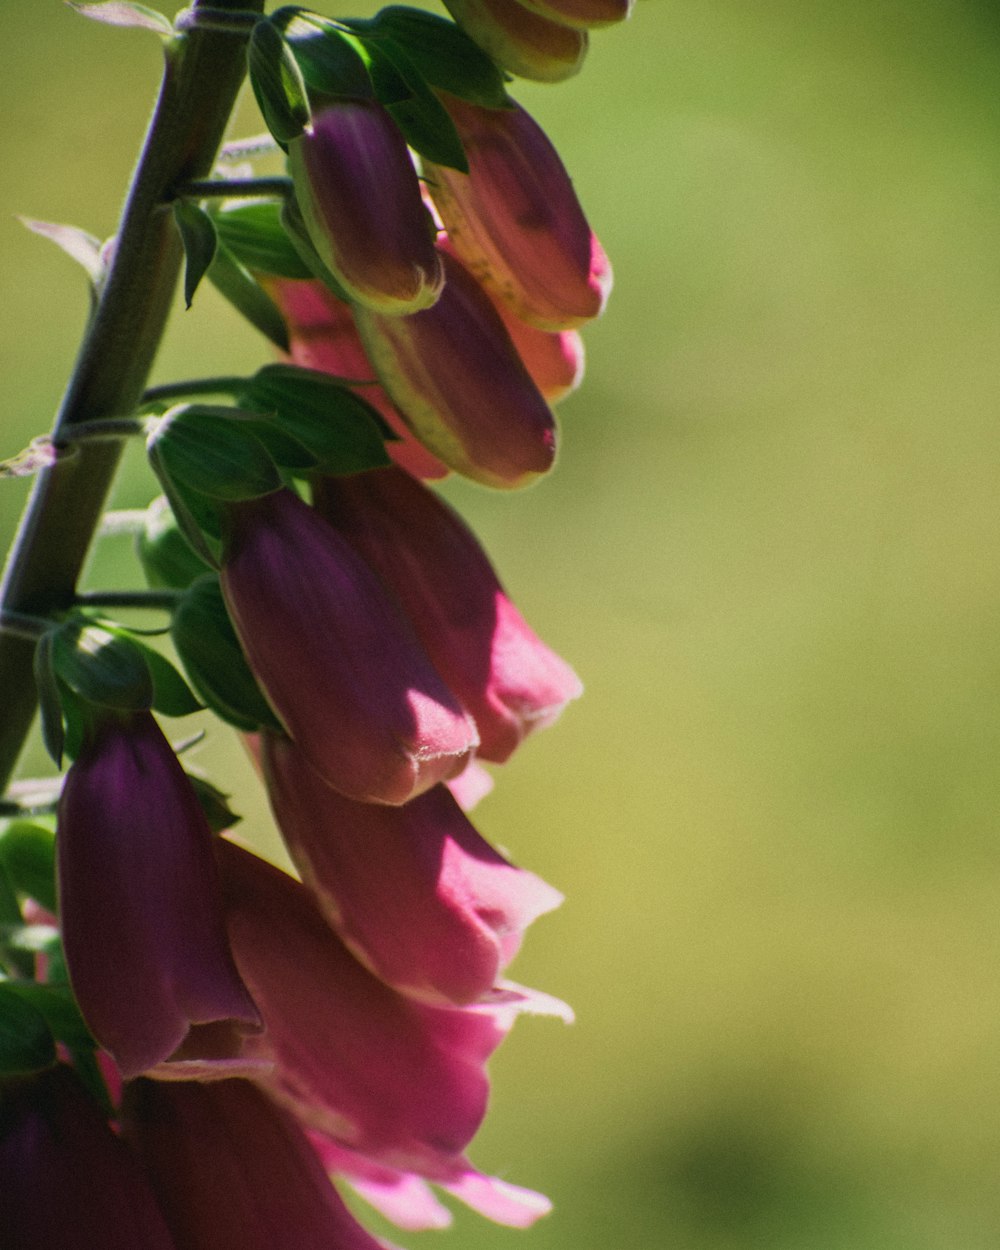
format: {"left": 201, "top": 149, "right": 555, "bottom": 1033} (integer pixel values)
{"left": 443, "top": 0, "right": 588, "bottom": 82}
{"left": 313, "top": 466, "right": 583, "bottom": 761}
{"left": 288, "top": 100, "right": 444, "bottom": 314}
{"left": 56, "top": 709, "right": 260, "bottom": 1078}
{"left": 262, "top": 733, "right": 564, "bottom": 1005}
{"left": 518, "top": 0, "right": 632, "bottom": 29}
{"left": 219, "top": 488, "right": 478, "bottom": 804}
{"left": 425, "top": 95, "right": 612, "bottom": 330}
{"left": 352, "top": 251, "right": 558, "bottom": 489}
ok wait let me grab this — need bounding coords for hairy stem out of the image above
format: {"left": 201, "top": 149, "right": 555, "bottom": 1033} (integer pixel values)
{"left": 0, "top": 0, "right": 265, "bottom": 793}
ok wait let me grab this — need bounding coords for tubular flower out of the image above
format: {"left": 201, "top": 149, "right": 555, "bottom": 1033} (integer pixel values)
{"left": 352, "top": 251, "right": 558, "bottom": 489}
{"left": 288, "top": 99, "right": 444, "bottom": 314}
{"left": 56, "top": 709, "right": 260, "bottom": 1078}
{"left": 313, "top": 465, "right": 583, "bottom": 762}
{"left": 263, "top": 275, "right": 449, "bottom": 480}
{"left": 517, "top": 0, "right": 633, "bottom": 29}
{"left": 424, "top": 95, "right": 612, "bottom": 331}
{"left": 219, "top": 488, "right": 478, "bottom": 805}
{"left": 443, "top": 0, "right": 588, "bottom": 82}
{"left": 215, "top": 838, "right": 570, "bottom": 1175}
{"left": 262, "top": 733, "right": 564, "bottom": 1005}
{"left": 0, "top": 1065, "right": 177, "bottom": 1250}
{"left": 122, "top": 1077, "right": 387, "bottom": 1250}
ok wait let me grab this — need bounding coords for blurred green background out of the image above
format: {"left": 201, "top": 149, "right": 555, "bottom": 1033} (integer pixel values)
{"left": 5, "top": 1, "right": 1000, "bottom": 1246}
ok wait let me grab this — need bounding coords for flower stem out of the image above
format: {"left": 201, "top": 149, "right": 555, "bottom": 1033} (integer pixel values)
{"left": 178, "top": 176, "right": 293, "bottom": 199}
{"left": 0, "top": 0, "right": 265, "bottom": 794}
{"left": 141, "top": 375, "right": 248, "bottom": 405}
{"left": 75, "top": 590, "right": 182, "bottom": 612}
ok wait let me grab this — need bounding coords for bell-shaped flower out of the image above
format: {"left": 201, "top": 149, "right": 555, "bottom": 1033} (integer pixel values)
{"left": 262, "top": 733, "right": 563, "bottom": 1005}
{"left": 443, "top": 0, "right": 588, "bottom": 82}
{"left": 352, "top": 251, "right": 558, "bottom": 489}
{"left": 494, "top": 293, "right": 585, "bottom": 402}
{"left": 121, "top": 1076, "right": 386, "bottom": 1250}
{"left": 517, "top": 0, "right": 632, "bottom": 29}
{"left": 215, "top": 838, "right": 569, "bottom": 1175}
{"left": 263, "top": 275, "right": 448, "bottom": 479}
{"left": 447, "top": 758, "right": 494, "bottom": 810}
{"left": 220, "top": 488, "right": 478, "bottom": 805}
{"left": 424, "top": 95, "right": 612, "bottom": 330}
{"left": 288, "top": 99, "right": 443, "bottom": 314}
{"left": 56, "top": 709, "right": 260, "bottom": 1078}
{"left": 313, "top": 465, "right": 582, "bottom": 762}
{"left": 0, "top": 1065, "right": 177, "bottom": 1250}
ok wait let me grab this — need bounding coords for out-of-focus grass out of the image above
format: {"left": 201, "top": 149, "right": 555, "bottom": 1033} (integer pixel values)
{"left": 4, "top": 2, "right": 1000, "bottom": 1247}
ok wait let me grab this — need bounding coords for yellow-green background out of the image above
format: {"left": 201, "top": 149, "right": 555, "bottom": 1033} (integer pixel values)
{"left": 4, "top": 2, "right": 1000, "bottom": 1246}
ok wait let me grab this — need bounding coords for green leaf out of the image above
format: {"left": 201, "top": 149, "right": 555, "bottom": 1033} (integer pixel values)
{"left": 366, "top": 42, "right": 468, "bottom": 171}
{"left": 171, "top": 576, "right": 282, "bottom": 732}
{"left": 147, "top": 405, "right": 283, "bottom": 502}
{"left": 0, "top": 823, "right": 57, "bottom": 915}
{"left": 6, "top": 982, "right": 94, "bottom": 1052}
{"left": 346, "top": 7, "right": 512, "bottom": 109}
{"left": 249, "top": 19, "right": 312, "bottom": 145}
{"left": 18, "top": 218, "right": 105, "bottom": 287}
{"left": 0, "top": 984, "right": 56, "bottom": 1076}
{"left": 147, "top": 458, "right": 224, "bottom": 569}
{"left": 136, "top": 496, "right": 213, "bottom": 590}
{"left": 210, "top": 201, "right": 312, "bottom": 279}
{"left": 271, "top": 9, "right": 373, "bottom": 99}
{"left": 68, "top": 1, "right": 173, "bottom": 35}
{"left": 172, "top": 201, "right": 218, "bottom": 309}
{"left": 208, "top": 244, "right": 291, "bottom": 350}
{"left": 50, "top": 620, "right": 154, "bottom": 712}
{"left": 186, "top": 774, "right": 242, "bottom": 833}
{"left": 123, "top": 639, "right": 202, "bottom": 717}
{"left": 33, "top": 631, "right": 64, "bottom": 766}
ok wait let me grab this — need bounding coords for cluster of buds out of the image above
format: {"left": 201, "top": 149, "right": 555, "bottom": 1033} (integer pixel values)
{"left": 1, "top": 2, "right": 628, "bottom": 1246}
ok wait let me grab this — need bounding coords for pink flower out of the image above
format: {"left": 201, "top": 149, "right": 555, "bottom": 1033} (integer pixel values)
{"left": 56, "top": 709, "right": 260, "bottom": 1078}
{"left": 220, "top": 488, "right": 478, "bottom": 804}
{"left": 0, "top": 1065, "right": 176, "bottom": 1250}
{"left": 215, "top": 838, "right": 570, "bottom": 1175}
{"left": 122, "top": 1076, "right": 387, "bottom": 1250}
{"left": 424, "top": 95, "right": 612, "bottom": 330}
{"left": 262, "top": 732, "right": 563, "bottom": 1004}
{"left": 352, "top": 251, "right": 558, "bottom": 489}
{"left": 288, "top": 99, "right": 443, "bottom": 314}
{"left": 313, "top": 465, "right": 582, "bottom": 762}
{"left": 518, "top": 0, "right": 632, "bottom": 28}
{"left": 442, "top": 0, "right": 588, "bottom": 82}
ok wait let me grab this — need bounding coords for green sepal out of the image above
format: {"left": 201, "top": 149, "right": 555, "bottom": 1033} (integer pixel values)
{"left": 136, "top": 496, "right": 213, "bottom": 590}
{"left": 271, "top": 8, "right": 374, "bottom": 99}
{"left": 239, "top": 364, "right": 393, "bottom": 475}
{"left": 117, "top": 637, "right": 202, "bottom": 718}
{"left": 0, "top": 823, "right": 57, "bottom": 916}
{"left": 49, "top": 619, "right": 154, "bottom": 713}
{"left": 278, "top": 197, "right": 353, "bottom": 304}
{"left": 171, "top": 575, "right": 282, "bottom": 733}
{"left": 147, "top": 405, "right": 283, "bottom": 502}
{"left": 344, "top": 6, "right": 513, "bottom": 109}
{"left": 3, "top": 982, "right": 93, "bottom": 1054}
{"left": 249, "top": 19, "right": 312, "bottom": 145}
{"left": 33, "top": 631, "right": 65, "bottom": 767}
{"left": 68, "top": 1, "right": 173, "bottom": 35}
{"left": 172, "top": 201, "right": 218, "bottom": 309}
{"left": 365, "top": 41, "right": 467, "bottom": 172}
{"left": 210, "top": 201, "right": 312, "bottom": 279}
{"left": 208, "top": 244, "right": 291, "bottom": 350}
{"left": 149, "top": 462, "right": 224, "bottom": 569}
{"left": 186, "top": 774, "right": 242, "bottom": 833}
{"left": 0, "top": 983, "right": 56, "bottom": 1076}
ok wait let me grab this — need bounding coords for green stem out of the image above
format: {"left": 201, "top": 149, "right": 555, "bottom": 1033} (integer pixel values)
{"left": 75, "top": 590, "right": 182, "bottom": 612}
{"left": 141, "top": 375, "right": 247, "bottom": 405}
{"left": 0, "top": 0, "right": 265, "bottom": 794}
{"left": 178, "top": 176, "right": 293, "bottom": 199}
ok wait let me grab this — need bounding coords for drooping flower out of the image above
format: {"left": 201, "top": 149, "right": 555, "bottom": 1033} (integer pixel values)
{"left": 262, "top": 733, "right": 563, "bottom": 1005}
{"left": 352, "top": 251, "right": 558, "bottom": 489}
{"left": 312, "top": 465, "right": 583, "bottom": 762}
{"left": 288, "top": 99, "right": 444, "bottom": 314}
{"left": 517, "top": 0, "right": 632, "bottom": 29}
{"left": 56, "top": 709, "right": 260, "bottom": 1078}
{"left": 0, "top": 1065, "right": 177, "bottom": 1250}
{"left": 443, "top": 0, "right": 588, "bottom": 82}
{"left": 122, "top": 1076, "right": 386, "bottom": 1250}
{"left": 219, "top": 487, "right": 478, "bottom": 804}
{"left": 424, "top": 94, "right": 612, "bottom": 330}
{"left": 215, "top": 837, "right": 570, "bottom": 1175}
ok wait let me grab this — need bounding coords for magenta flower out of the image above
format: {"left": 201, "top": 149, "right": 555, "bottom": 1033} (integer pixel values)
{"left": 443, "top": 0, "right": 588, "bottom": 82}
{"left": 263, "top": 732, "right": 563, "bottom": 1004}
{"left": 215, "top": 837, "right": 569, "bottom": 1174}
{"left": 220, "top": 488, "right": 478, "bottom": 804}
{"left": 56, "top": 709, "right": 260, "bottom": 1078}
{"left": 289, "top": 99, "right": 443, "bottom": 314}
{"left": 122, "top": 1076, "right": 386, "bottom": 1250}
{"left": 424, "top": 95, "right": 612, "bottom": 330}
{"left": 313, "top": 465, "right": 582, "bottom": 761}
{"left": 0, "top": 1065, "right": 176, "bottom": 1250}
{"left": 352, "top": 251, "right": 558, "bottom": 489}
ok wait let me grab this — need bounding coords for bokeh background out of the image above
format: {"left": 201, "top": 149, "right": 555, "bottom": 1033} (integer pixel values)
{"left": 4, "top": 1, "right": 1000, "bottom": 1246}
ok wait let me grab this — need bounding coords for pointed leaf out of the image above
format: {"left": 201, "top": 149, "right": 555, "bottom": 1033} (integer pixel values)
{"left": 123, "top": 638, "right": 203, "bottom": 717}
{"left": 210, "top": 201, "right": 312, "bottom": 279}
{"left": 208, "top": 244, "right": 291, "bottom": 350}
{"left": 50, "top": 620, "right": 154, "bottom": 711}
{"left": 18, "top": 219, "right": 104, "bottom": 286}
{"left": 186, "top": 773, "right": 242, "bottom": 833}
{"left": 271, "top": 9, "right": 374, "bottom": 99}
{"left": 249, "top": 19, "right": 312, "bottom": 144}
{"left": 136, "top": 496, "right": 213, "bottom": 590}
{"left": 147, "top": 405, "right": 283, "bottom": 502}
{"left": 367, "top": 42, "right": 467, "bottom": 171}
{"left": 0, "top": 822, "right": 57, "bottom": 915}
{"left": 0, "top": 984, "right": 56, "bottom": 1076}
{"left": 7, "top": 982, "right": 94, "bottom": 1052}
{"left": 68, "top": 2, "right": 173, "bottom": 35}
{"left": 33, "top": 631, "right": 64, "bottom": 766}
{"left": 173, "top": 201, "right": 218, "bottom": 309}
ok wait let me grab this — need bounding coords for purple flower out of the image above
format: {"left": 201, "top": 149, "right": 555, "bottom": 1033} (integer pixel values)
{"left": 56, "top": 709, "right": 260, "bottom": 1078}
{"left": 220, "top": 488, "right": 478, "bottom": 804}
{"left": 263, "top": 732, "right": 563, "bottom": 1004}
{"left": 443, "top": 0, "right": 588, "bottom": 82}
{"left": 313, "top": 465, "right": 582, "bottom": 761}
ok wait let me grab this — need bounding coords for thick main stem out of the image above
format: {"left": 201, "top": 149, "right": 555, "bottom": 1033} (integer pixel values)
{"left": 0, "top": 0, "right": 264, "bottom": 792}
